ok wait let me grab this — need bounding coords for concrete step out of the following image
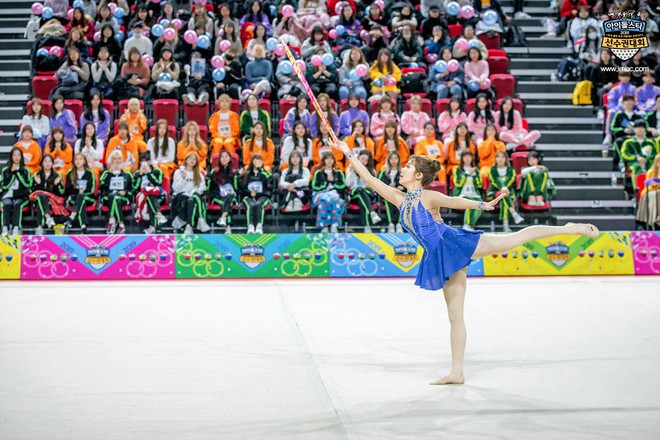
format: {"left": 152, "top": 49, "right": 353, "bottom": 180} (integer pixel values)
{"left": 505, "top": 47, "right": 571, "bottom": 58}
{"left": 0, "top": 115, "right": 23, "bottom": 130}
{"left": 537, "top": 144, "right": 605, "bottom": 157}
{"left": 1, "top": 48, "right": 30, "bottom": 59}
{"left": 526, "top": 116, "right": 601, "bottom": 130}
{"left": 510, "top": 69, "right": 555, "bottom": 81}
{"left": 510, "top": 58, "right": 561, "bottom": 69}
{"left": 517, "top": 81, "right": 576, "bottom": 93}
{"left": 0, "top": 17, "right": 27, "bottom": 26}
{"left": 526, "top": 37, "right": 567, "bottom": 48}
{"left": 544, "top": 157, "right": 613, "bottom": 172}
{"left": 500, "top": 0, "right": 552, "bottom": 6}
{"left": 0, "top": 133, "right": 16, "bottom": 147}
{"left": 541, "top": 130, "right": 603, "bottom": 144}
{"left": 0, "top": 82, "right": 29, "bottom": 94}
{"left": 554, "top": 215, "right": 636, "bottom": 231}
{"left": 503, "top": 6, "right": 555, "bottom": 14}
{"left": 508, "top": 17, "right": 544, "bottom": 27}
{"left": 0, "top": 8, "right": 31, "bottom": 17}
{"left": 553, "top": 185, "right": 625, "bottom": 201}
{"left": 550, "top": 170, "right": 614, "bottom": 185}
{"left": 518, "top": 92, "right": 572, "bottom": 104}
{"left": 0, "top": 27, "right": 30, "bottom": 38}
{"left": 520, "top": 26, "right": 550, "bottom": 37}
{"left": 0, "top": 70, "right": 30, "bottom": 81}
{"left": 0, "top": 38, "right": 32, "bottom": 50}
{"left": 551, "top": 199, "right": 635, "bottom": 215}
{"left": 525, "top": 104, "right": 593, "bottom": 117}
{"left": 0, "top": 59, "right": 31, "bottom": 70}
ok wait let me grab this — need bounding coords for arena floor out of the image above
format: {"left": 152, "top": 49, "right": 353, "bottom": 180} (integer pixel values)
{"left": 1, "top": 277, "right": 659, "bottom": 439}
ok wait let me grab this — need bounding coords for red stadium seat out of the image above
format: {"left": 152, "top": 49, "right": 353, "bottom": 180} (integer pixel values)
{"left": 148, "top": 125, "right": 177, "bottom": 139}
{"left": 522, "top": 118, "right": 529, "bottom": 131}
{"left": 404, "top": 98, "right": 432, "bottom": 115}
{"left": 510, "top": 151, "right": 529, "bottom": 174}
{"left": 118, "top": 99, "right": 144, "bottom": 115}
{"left": 31, "top": 76, "right": 58, "bottom": 100}
{"left": 401, "top": 67, "right": 426, "bottom": 75}
{"left": 340, "top": 98, "right": 367, "bottom": 112}
{"left": 259, "top": 98, "right": 271, "bottom": 113}
{"left": 435, "top": 98, "right": 450, "bottom": 115}
{"left": 465, "top": 98, "right": 477, "bottom": 113}
{"left": 636, "top": 173, "right": 647, "bottom": 201}
{"left": 487, "top": 56, "right": 509, "bottom": 75}
{"left": 487, "top": 49, "right": 507, "bottom": 57}
{"left": 153, "top": 99, "right": 179, "bottom": 127}
{"left": 64, "top": 99, "right": 84, "bottom": 121}
{"left": 279, "top": 98, "right": 296, "bottom": 117}
{"left": 102, "top": 99, "right": 114, "bottom": 118}
{"left": 230, "top": 99, "right": 240, "bottom": 113}
{"left": 369, "top": 98, "right": 381, "bottom": 115}
{"left": 477, "top": 33, "right": 501, "bottom": 50}
{"left": 490, "top": 74, "right": 516, "bottom": 100}
{"left": 183, "top": 101, "right": 210, "bottom": 127}
{"left": 198, "top": 125, "right": 209, "bottom": 142}
{"left": 26, "top": 99, "right": 51, "bottom": 116}
{"left": 426, "top": 181, "right": 448, "bottom": 195}
{"left": 496, "top": 98, "right": 523, "bottom": 113}
{"left": 449, "top": 24, "right": 463, "bottom": 38}
{"left": 279, "top": 119, "right": 285, "bottom": 138}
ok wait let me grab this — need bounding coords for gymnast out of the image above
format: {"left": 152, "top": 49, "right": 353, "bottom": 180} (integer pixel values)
{"left": 331, "top": 139, "right": 599, "bottom": 385}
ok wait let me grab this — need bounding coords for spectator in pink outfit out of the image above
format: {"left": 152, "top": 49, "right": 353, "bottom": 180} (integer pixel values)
{"left": 496, "top": 97, "right": 541, "bottom": 150}
{"left": 369, "top": 96, "right": 401, "bottom": 140}
{"left": 464, "top": 47, "right": 494, "bottom": 100}
{"left": 467, "top": 93, "right": 496, "bottom": 145}
{"left": 437, "top": 96, "right": 468, "bottom": 146}
{"left": 401, "top": 95, "right": 430, "bottom": 147}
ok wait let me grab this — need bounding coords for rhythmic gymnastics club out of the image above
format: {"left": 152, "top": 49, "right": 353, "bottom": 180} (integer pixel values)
{"left": 280, "top": 41, "right": 340, "bottom": 146}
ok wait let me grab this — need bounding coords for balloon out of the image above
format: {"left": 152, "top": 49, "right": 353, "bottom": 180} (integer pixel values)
{"left": 218, "top": 39, "right": 231, "bottom": 52}
{"left": 434, "top": 60, "right": 447, "bottom": 73}
{"left": 335, "top": 24, "right": 345, "bottom": 36}
{"left": 266, "top": 37, "right": 278, "bottom": 51}
{"left": 409, "top": 62, "right": 418, "bottom": 68}
{"left": 296, "top": 59, "right": 306, "bottom": 71}
{"left": 373, "top": 77, "right": 383, "bottom": 87}
{"left": 107, "top": 2, "right": 117, "bottom": 13}
{"left": 67, "top": 9, "right": 73, "bottom": 20}
{"left": 141, "top": 54, "right": 154, "bottom": 67}
{"left": 163, "top": 28, "right": 176, "bottom": 41}
{"left": 311, "top": 55, "right": 323, "bottom": 67}
{"left": 365, "top": 6, "right": 371, "bottom": 16}
{"left": 127, "top": 30, "right": 133, "bottom": 38}
{"left": 211, "top": 55, "right": 224, "bottom": 69}
{"left": 468, "top": 80, "right": 480, "bottom": 92}
{"left": 113, "top": 7, "right": 124, "bottom": 19}
{"left": 151, "top": 24, "right": 164, "bottom": 37}
{"left": 212, "top": 68, "right": 226, "bottom": 82}
{"left": 483, "top": 10, "right": 499, "bottom": 26}
{"left": 160, "top": 19, "right": 170, "bottom": 28}
{"left": 48, "top": 46, "right": 62, "bottom": 57}
{"left": 31, "top": 2, "right": 43, "bottom": 15}
{"left": 93, "top": 31, "right": 101, "bottom": 42}
{"left": 184, "top": 30, "right": 197, "bottom": 44}
{"left": 384, "top": 76, "right": 397, "bottom": 87}
{"left": 282, "top": 5, "right": 294, "bottom": 17}
{"left": 321, "top": 53, "right": 334, "bottom": 66}
{"left": 460, "top": 5, "right": 475, "bottom": 19}
{"left": 481, "top": 78, "right": 492, "bottom": 90}
{"left": 455, "top": 38, "right": 468, "bottom": 52}
{"left": 115, "top": 30, "right": 124, "bottom": 43}
{"left": 446, "top": 2, "right": 460, "bottom": 16}
{"left": 426, "top": 53, "right": 438, "bottom": 63}
{"left": 41, "top": 6, "right": 53, "bottom": 19}
{"left": 171, "top": 18, "right": 183, "bottom": 30}
{"left": 468, "top": 39, "right": 480, "bottom": 49}
{"left": 349, "top": 69, "right": 361, "bottom": 82}
{"left": 36, "top": 48, "right": 49, "bottom": 57}
{"left": 73, "top": 0, "right": 83, "bottom": 9}
{"left": 158, "top": 72, "right": 172, "bottom": 82}
{"left": 359, "top": 30, "right": 369, "bottom": 41}
{"left": 334, "top": 2, "right": 343, "bottom": 15}
{"left": 328, "top": 29, "right": 338, "bottom": 39}
{"left": 355, "top": 64, "right": 368, "bottom": 77}
{"left": 143, "top": 30, "right": 150, "bottom": 38}
{"left": 279, "top": 60, "right": 293, "bottom": 74}
{"left": 197, "top": 34, "right": 210, "bottom": 49}
{"left": 447, "top": 59, "right": 460, "bottom": 72}
{"left": 274, "top": 43, "right": 285, "bottom": 56}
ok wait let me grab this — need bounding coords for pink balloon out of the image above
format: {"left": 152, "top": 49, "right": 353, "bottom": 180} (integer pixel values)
{"left": 359, "top": 30, "right": 369, "bottom": 41}
{"left": 184, "top": 30, "right": 197, "bottom": 45}
{"left": 426, "top": 53, "right": 438, "bottom": 63}
{"left": 171, "top": 18, "right": 182, "bottom": 30}
{"left": 455, "top": 38, "right": 468, "bottom": 52}
{"left": 480, "top": 78, "right": 492, "bottom": 90}
{"left": 328, "top": 29, "right": 338, "bottom": 39}
{"left": 141, "top": 54, "right": 154, "bottom": 67}
{"left": 460, "top": 5, "right": 475, "bottom": 19}
{"left": 67, "top": 9, "right": 73, "bottom": 20}
{"left": 31, "top": 2, "right": 43, "bottom": 15}
{"left": 107, "top": 2, "right": 117, "bottom": 13}
{"left": 274, "top": 43, "right": 285, "bottom": 56}
{"left": 311, "top": 55, "right": 323, "bottom": 67}
{"left": 218, "top": 39, "right": 231, "bottom": 52}
{"left": 93, "top": 31, "right": 101, "bottom": 42}
{"left": 296, "top": 60, "right": 306, "bottom": 71}
{"left": 334, "top": 2, "right": 343, "bottom": 15}
{"left": 385, "top": 76, "right": 397, "bottom": 87}
{"left": 447, "top": 59, "right": 460, "bottom": 72}
{"left": 143, "top": 29, "right": 150, "bottom": 38}
{"left": 211, "top": 55, "right": 224, "bottom": 69}
{"left": 355, "top": 64, "right": 368, "bottom": 77}
{"left": 282, "top": 5, "right": 294, "bottom": 18}
{"left": 163, "top": 28, "right": 176, "bottom": 41}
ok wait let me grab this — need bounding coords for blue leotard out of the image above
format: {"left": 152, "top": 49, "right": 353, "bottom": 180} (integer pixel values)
{"left": 400, "top": 188, "right": 484, "bottom": 291}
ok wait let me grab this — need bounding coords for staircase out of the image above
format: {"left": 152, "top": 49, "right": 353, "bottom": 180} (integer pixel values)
{"left": 501, "top": 0, "right": 636, "bottom": 230}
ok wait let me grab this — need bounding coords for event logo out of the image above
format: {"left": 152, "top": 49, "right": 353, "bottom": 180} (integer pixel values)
{"left": 393, "top": 243, "right": 418, "bottom": 268}
{"left": 545, "top": 242, "right": 571, "bottom": 267}
{"left": 601, "top": 11, "right": 648, "bottom": 61}
{"left": 85, "top": 246, "right": 111, "bottom": 270}
{"left": 240, "top": 244, "right": 266, "bottom": 269}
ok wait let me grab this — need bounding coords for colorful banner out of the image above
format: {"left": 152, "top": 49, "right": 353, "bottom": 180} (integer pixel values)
{"left": 483, "top": 232, "right": 635, "bottom": 276}
{"left": 328, "top": 233, "right": 484, "bottom": 278}
{"left": 21, "top": 235, "right": 175, "bottom": 280}
{"left": 631, "top": 231, "right": 660, "bottom": 275}
{"left": 0, "top": 235, "right": 21, "bottom": 280}
{"left": 175, "top": 233, "right": 329, "bottom": 278}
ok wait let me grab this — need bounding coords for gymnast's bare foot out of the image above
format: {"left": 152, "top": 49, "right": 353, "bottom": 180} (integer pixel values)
{"left": 430, "top": 372, "right": 464, "bottom": 385}
{"left": 567, "top": 222, "right": 599, "bottom": 238}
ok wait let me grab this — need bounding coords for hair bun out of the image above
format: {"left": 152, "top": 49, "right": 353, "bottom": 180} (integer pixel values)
{"left": 430, "top": 159, "right": 442, "bottom": 174}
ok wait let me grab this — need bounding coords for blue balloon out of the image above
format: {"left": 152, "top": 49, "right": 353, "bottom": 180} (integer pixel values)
{"left": 468, "top": 39, "right": 480, "bottom": 49}
{"left": 446, "top": 2, "right": 460, "bottom": 16}
{"left": 160, "top": 19, "right": 170, "bottom": 28}
{"left": 127, "top": 30, "right": 134, "bottom": 38}
{"left": 197, "top": 34, "right": 211, "bottom": 49}
{"left": 151, "top": 24, "right": 164, "bottom": 37}
{"left": 158, "top": 72, "right": 172, "bottom": 82}
{"left": 365, "top": 6, "right": 370, "bottom": 16}
{"left": 269, "top": 5, "right": 277, "bottom": 16}
{"left": 321, "top": 53, "right": 334, "bottom": 66}
{"left": 335, "top": 24, "right": 345, "bottom": 36}
{"left": 373, "top": 77, "right": 383, "bottom": 87}
{"left": 279, "top": 60, "right": 293, "bottom": 74}
{"left": 42, "top": 6, "right": 53, "bottom": 19}
{"left": 266, "top": 37, "right": 278, "bottom": 51}
{"left": 483, "top": 10, "right": 499, "bottom": 26}
{"left": 409, "top": 62, "right": 418, "bottom": 68}
{"left": 348, "top": 69, "right": 360, "bottom": 82}
{"left": 434, "top": 60, "right": 447, "bottom": 73}
{"left": 36, "top": 48, "right": 49, "bottom": 57}
{"left": 73, "top": 0, "right": 83, "bottom": 9}
{"left": 212, "top": 68, "right": 226, "bottom": 82}
{"left": 468, "top": 80, "right": 480, "bottom": 92}
{"left": 115, "top": 31, "right": 124, "bottom": 42}
{"left": 114, "top": 8, "right": 124, "bottom": 19}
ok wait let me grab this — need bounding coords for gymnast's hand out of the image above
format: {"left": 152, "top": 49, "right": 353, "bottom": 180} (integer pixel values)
{"left": 330, "top": 140, "right": 350, "bottom": 155}
{"left": 480, "top": 188, "right": 509, "bottom": 211}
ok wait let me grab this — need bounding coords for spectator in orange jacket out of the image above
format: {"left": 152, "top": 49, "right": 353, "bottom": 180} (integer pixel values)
{"left": 242, "top": 121, "right": 275, "bottom": 171}
{"left": 177, "top": 121, "right": 209, "bottom": 171}
{"left": 14, "top": 125, "right": 42, "bottom": 174}
{"left": 414, "top": 122, "right": 446, "bottom": 183}
{"left": 106, "top": 121, "right": 139, "bottom": 173}
{"left": 43, "top": 127, "right": 73, "bottom": 178}
{"left": 374, "top": 120, "right": 409, "bottom": 172}
{"left": 209, "top": 94, "right": 241, "bottom": 158}
{"left": 119, "top": 98, "right": 148, "bottom": 152}
{"left": 477, "top": 124, "right": 506, "bottom": 177}
{"left": 445, "top": 122, "right": 477, "bottom": 177}
{"left": 342, "top": 119, "right": 375, "bottom": 171}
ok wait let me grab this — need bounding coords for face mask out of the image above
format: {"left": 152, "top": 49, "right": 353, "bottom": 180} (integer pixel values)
{"left": 588, "top": 32, "right": 597, "bottom": 39}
